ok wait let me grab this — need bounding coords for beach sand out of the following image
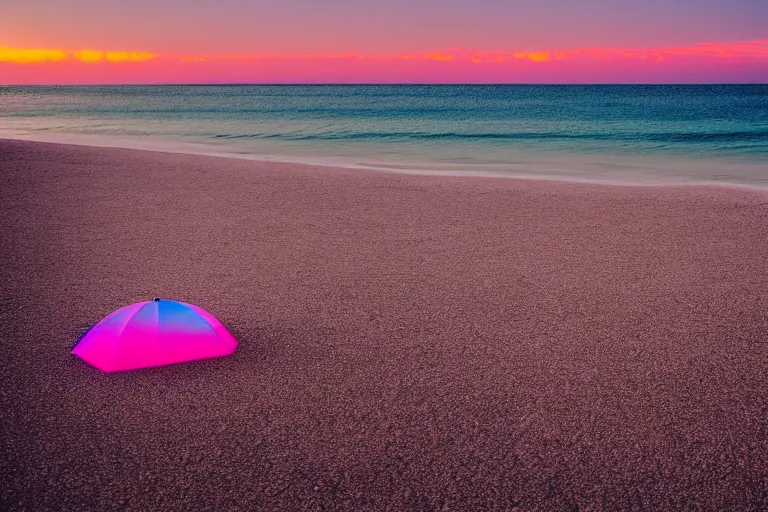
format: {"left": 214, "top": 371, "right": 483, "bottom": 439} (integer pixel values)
{"left": 1, "top": 139, "right": 767, "bottom": 510}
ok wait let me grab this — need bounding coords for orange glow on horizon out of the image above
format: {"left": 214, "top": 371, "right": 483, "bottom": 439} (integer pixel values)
{"left": 1, "top": 40, "right": 766, "bottom": 84}
{"left": 2, "top": 41, "right": 767, "bottom": 66}
{"left": 0, "top": 47, "right": 68, "bottom": 63}
{"left": 74, "top": 50, "right": 104, "bottom": 62}
{"left": 0, "top": 47, "right": 156, "bottom": 64}
{"left": 171, "top": 40, "right": 768, "bottom": 64}
{"left": 105, "top": 52, "right": 155, "bottom": 62}
{"left": 422, "top": 52, "right": 453, "bottom": 62}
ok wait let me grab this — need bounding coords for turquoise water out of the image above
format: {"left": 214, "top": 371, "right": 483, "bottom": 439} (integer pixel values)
{"left": 1, "top": 85, "right": 767, "bottom": 186}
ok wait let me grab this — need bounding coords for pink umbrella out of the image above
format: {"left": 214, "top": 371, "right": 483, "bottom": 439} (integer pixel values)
{"left": 72, "top": 298, "right": 238, "bottom": 372}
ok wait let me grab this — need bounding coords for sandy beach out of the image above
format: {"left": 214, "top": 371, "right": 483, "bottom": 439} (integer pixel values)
{"left": 1, "top": 138, "right": 767, "bottom": 510}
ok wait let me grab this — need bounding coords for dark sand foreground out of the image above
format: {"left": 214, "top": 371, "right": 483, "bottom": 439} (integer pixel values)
{"left": 1, "top": 139, "right": 767, "bottom": 510}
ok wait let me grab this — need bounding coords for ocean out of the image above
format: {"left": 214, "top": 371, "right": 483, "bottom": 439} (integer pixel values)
{"left": 1, "top": 85, "right": 767, "bottom": 187}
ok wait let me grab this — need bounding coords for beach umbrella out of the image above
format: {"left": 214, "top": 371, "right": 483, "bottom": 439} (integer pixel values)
{"left": 72, "top": 298, "right": 238, "bottom": 372}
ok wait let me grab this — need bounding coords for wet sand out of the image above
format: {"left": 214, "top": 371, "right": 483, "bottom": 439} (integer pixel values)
{"left": 1, "top": 139, "right": 767, "bottom": 510}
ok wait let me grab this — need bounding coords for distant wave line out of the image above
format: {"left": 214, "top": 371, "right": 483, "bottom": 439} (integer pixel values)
{"left": 211, "top": 130, "right": 768, "bottom": 143}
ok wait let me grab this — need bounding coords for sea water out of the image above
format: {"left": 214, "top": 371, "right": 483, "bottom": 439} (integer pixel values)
{"left": 1, "top": 85, "right": 767, "bottom": 187}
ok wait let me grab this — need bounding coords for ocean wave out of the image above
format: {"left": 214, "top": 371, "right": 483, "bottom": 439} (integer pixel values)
{"left": 209, "top": 129, "right": 768, "bottom": 144}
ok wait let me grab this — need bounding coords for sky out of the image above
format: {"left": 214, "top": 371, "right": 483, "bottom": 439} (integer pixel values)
{"left": 1, "top": 0, "right": 767, "bottom": 84}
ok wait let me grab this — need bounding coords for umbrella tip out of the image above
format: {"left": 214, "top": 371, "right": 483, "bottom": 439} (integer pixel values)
{"left": 153, "top": 297, "right": 161, "bottom": 302}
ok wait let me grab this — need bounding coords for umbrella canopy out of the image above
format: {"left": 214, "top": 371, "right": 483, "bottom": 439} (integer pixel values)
{"left": 72, "top": 298, "right": 238, "bottom": 372}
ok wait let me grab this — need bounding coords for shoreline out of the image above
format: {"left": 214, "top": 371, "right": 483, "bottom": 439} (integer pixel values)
{"left": 2, "top": 132, "right": 766, "bottom": 191}
{"left": 2, "top": 139, "right": 767, "bottom": 509}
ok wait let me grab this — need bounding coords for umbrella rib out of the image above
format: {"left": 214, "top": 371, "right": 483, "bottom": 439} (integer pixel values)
{"left": 177, "top": 302, "right": 236, "bottom": 349}
{"left": 108, "top": 302, "right": 150, "bottom": 370}
{"left": 177, "top": 302, "right": 218, "bottom": 333}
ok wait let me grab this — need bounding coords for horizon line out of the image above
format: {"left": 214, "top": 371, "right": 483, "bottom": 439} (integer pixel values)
{"left": 3, "top": 82, "right": 767, "bottom": 87}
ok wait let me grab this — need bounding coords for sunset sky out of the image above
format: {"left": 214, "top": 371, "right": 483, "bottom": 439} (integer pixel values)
{"left": 2, "top": 0, "right": 767, "bottom": 84}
